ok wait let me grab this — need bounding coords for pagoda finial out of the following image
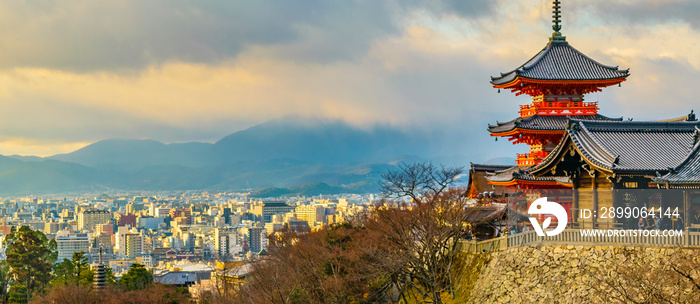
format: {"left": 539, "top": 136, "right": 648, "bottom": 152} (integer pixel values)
{"left": 552, "top": 0, "right": 562, "bottom": 36}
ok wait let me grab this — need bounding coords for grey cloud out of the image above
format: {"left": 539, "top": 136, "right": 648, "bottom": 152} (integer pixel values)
{"left": 570, "top": 1, "right": 700, "bottom": 29}
{"left": 7, "top": 0, "right": 693, "bottom": 163}
{"left": 0, "top": 0, "right": 500, "bottom": 72}
{"left": 0, "top": 1, "right": 395, "bottom": 71}
{"left": 426, "top": 0, "right": 495, "bottom": 18}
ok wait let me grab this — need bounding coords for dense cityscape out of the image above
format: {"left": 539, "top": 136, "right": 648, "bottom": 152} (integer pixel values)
{"left": 0, "top": 191, "right": 376, "bottom": 296}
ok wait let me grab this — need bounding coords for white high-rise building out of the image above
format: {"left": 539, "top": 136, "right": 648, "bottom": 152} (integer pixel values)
{"left": 56, "top": 234, "right": 90, "bottom": 261}
{"left": 77, "top": 209, "right": 111, "bottom": 232}
{"left": 261, "top": 230, "right": 269, "bottom": 251}
{"left": 214, "top": 227, "right": 239, "bottom": 259}
{"left": 115, "top": 226, "right": 130, "bottom": 256}
{"left": 148, "top": 203, "right": 156, "bottom": 216}
{"left": 154, "top": 207, "right": 171, "bottom": 218}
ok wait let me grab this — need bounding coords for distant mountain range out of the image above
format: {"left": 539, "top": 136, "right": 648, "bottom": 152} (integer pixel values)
{"left": 0, "top": 118, "right": 472, "bottom": 196}
{"left": 47, "top": 119, "right": 429, "bottom": 169}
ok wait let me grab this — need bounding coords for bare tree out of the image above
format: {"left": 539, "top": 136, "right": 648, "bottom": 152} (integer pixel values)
{"left": 209, "top": 251, "right": 242, "bottom": 302}
{"left": 230, "top": 163, "right": 471, "bottom": 304}
{"left": 381, "top": 162, "right": 463, "bottom": 203}
{"left": 233, "top": 225, "right": 395, "bottom": 304}
{"left": 367, "top": 162, "right": 469, "bottom": 304}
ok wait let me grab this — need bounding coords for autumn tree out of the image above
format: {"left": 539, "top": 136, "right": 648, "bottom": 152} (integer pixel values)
{"left": 234, "top": 223, "right": 395, "bottom": 304}
{"left": 231, "top": 162, "right": 471, "bottom": 304}
{"left": 29, "top": 283, "right": 190, "bottom": 304}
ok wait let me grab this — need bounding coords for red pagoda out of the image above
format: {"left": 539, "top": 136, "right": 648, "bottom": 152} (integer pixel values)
{"left": 466, "top": 1, "right": 700, "bottom": 228}
{"left": 483, "top": 0, "right": 629, "bottom": 190}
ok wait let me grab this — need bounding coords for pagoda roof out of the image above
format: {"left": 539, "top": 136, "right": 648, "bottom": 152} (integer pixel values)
{"left": 488, "top": 114, "right": 622, "bottom": 135}
{"left": 469, "top": 163, "right": 513, "bottom": 198}
{"left": 491, "top": 37, "right": 629, "bottom": 86}
{"left": 653, "top": 139, "right": 700, "bottom": 186}
{"left": 470, "top": 163, "right": 513, "bottom": 172}
{"left": 531, "top": 119, "right": 700, "bottom": 175}
{"left": 464, "top": 205, "right": 506, "bottom": 224}
{"left": 486, "top": 165, "right": 571, "bottom": 185}
{"left": 467, "top": 163, "right": 512, "bottom": 197}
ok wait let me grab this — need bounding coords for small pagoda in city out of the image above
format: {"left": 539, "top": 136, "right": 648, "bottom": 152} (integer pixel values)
{"left": 483, "top": 0, "right": 629, "bottom": 191}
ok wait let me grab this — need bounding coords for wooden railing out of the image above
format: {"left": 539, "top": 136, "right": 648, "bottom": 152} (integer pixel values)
{"left": 519, "top": 101, "right": 598, "bottom": 117}
{"left": 516, "top": 151, "right": 549, "bottom": 166}
{"left": 460, "top": 236, "right": 508, "bottom": 253}
{"left": 461, "top": 229, "right": 700, "bottom": 254}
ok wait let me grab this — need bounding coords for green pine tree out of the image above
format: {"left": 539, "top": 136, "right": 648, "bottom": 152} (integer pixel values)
{"left": 7, "top": 285, "right": 27, "bottom": 304}
{"left": 0, "top": 262, "right": 11, "bottom": 303}
{"left": 104, "top": 266, "right": 117, "bottom": 285}
{"left": 72, "top": 252, "right": 94, "bottom": 286}
{"left": 51, "top": 251, "right": 94, "bottom": 286}
{"left": 51, "top": 258, "right": 75, "bottom": 286}
{"left": 119, "top": 263, "right": 153, "bottom": 291}
{"left": 4, "top": 226, "right": 57, "bottom": 301}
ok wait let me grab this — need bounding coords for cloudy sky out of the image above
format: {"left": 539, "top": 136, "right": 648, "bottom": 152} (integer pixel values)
{"left": 0, "top": 0, "right": 697, "bottom": 160}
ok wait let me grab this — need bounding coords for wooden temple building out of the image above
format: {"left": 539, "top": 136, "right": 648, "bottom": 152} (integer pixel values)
{"left": 529, "top": 118, "right": 699, "bottom": 228}
{"left": 466, "top": 163, "right": 510, "bottom": 199}
{"left": 467, "top": 0, "right": 700, "bottom": 229}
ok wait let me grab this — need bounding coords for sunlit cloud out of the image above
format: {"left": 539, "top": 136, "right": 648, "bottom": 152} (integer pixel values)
{"left": 0, "top": 0, "right": 696, "bottom": 161}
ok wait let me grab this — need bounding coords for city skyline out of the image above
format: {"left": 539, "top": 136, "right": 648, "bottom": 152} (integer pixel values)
{"left": 0, "top": 0, "right": 698, "bottom": 158}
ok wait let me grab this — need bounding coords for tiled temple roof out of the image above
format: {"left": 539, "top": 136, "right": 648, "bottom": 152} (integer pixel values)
{"left": 491, "top": 38, "right": 629, "bottom": 86}
{"left": 485, "top": 165, "right": 570, "bottom": 185}
{"left": 654, "top": 135, "right": 700, "bottom": 186}
{"left": 531, "top": 119, "right": 700, "bottom": 174}
{"left": 488, "top": 114, "right": 622, "bottom": 134}
{"left": 467, "top": 163, "right": 513, "bottom": 196}
{"left": 470, "top": 163, "right": 513, "bottom": 172}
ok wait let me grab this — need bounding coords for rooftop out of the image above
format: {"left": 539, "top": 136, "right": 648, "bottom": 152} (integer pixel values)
{"left": 531, "top": 119, "right": 700, "bottom": 174}
{"left": 155, "top": 271, "right": 197, "bottom": 285}
{"left": 470, "top": 163, "right": 514, "bottom": 172}
{"left": 467, "top": 163, "right": 512, "bottom": 197}
{"left": 653, "top": 139, "right": 700, "bottom": 186}
{"left": 485, "top": 165, "right": 570, "bottom": 185}
{"left": 488, "top": 114, "right": 622, "bottom": 135}
{"left": 262, "top": 202, "right": 291, "bottom": 207}
{"left": 491, "top": 37, "right": 629, "bottom": 87}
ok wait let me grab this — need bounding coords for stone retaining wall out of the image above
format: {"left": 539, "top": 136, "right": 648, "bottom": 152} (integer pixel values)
{"left": 465, "top": 246, "right": 700, "bottom": 303}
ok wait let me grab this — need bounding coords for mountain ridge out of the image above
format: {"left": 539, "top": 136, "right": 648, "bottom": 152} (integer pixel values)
{"left": 48, "top": 118, "right": 434, "bottom": 170}
{"left": 0, "top": 119, "right": 468, "bottom": 195}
